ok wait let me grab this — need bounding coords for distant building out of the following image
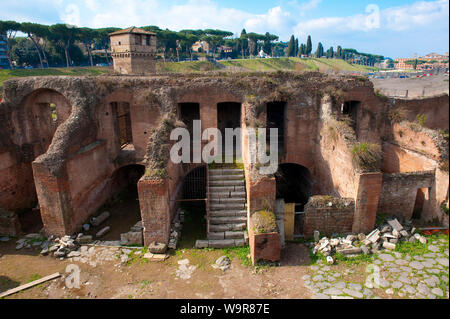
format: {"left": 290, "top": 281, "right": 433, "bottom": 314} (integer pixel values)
{"left": 191, "top": 41, "right": 210, "bottom": 53}
{"left": 109, "top": 27, "right": 157, "bottom": 75}
{"left": 258, "top": 49, "right": 269, "bottom": 58}
{"left": 394, "top": 52, "right": 449, "bottom": 70}
{"left": 0, "top": 33, "right": 9, "bottom": 69}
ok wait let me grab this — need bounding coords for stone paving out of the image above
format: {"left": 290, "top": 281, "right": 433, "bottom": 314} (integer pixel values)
{"left": 304, "top": 236, "right": 449, "bottom": 299}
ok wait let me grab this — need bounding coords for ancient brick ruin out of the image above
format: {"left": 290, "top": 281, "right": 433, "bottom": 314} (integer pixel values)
{"left": 0, "top": 72, "right": 448, "bottom": 262}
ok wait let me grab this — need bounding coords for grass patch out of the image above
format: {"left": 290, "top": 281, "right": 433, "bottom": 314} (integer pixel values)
{"left": 351, "top": 142, "right": 382, "bottom": 172}
{"left": 395, "top": 233, "right": 448, "bottom": 256}
{"left": 222, "top": 246, "right": 251, "bottom": 267}
{"left": 26, "top": 274, "right": 42, "bottom": 284}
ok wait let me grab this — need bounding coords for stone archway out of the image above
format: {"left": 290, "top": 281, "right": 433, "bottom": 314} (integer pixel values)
{"left": 2, "top": 89, "right": 72, "bottom": 235}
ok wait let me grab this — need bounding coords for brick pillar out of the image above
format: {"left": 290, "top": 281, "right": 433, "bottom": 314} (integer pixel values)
{"left": 247, "top": 174, "right": 276, "bottom": 215}
{"left": 138, "top": 177, "right": 171, "bottom": 245}
{"left": 32, "top": 162, "right": 72, "bottom": 236}
{"left": 352, "top": 172, "right": 382, "bottom": 234}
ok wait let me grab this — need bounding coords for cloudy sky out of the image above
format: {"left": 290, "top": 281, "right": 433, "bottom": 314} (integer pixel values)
{"left": 1, "top": 0, "right": 448, "bottom": 58}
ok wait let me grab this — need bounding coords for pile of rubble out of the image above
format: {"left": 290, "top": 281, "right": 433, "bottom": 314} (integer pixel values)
{"left": 120, "top": 221, "right": 143, "bottom": 246}
{"left": 168, "top": 209, "right": 184, "bottom": 250}
{"left": 11, "top": 209, "right": 187, "bottom": 259}
{"left": 13, "top": 233, "right": 85, "bottom": 259}
{"left": 312, "top": 218, "right": 428, "bottom": 259}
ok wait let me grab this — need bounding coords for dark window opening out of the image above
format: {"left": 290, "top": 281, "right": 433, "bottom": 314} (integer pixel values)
{"left": 146, "top": 35, "right": 150, "bottom": 45}
{"left": 412, "top": 188, "right": 428, "bottom": 220}
{"left": 275, "top": 163, "right": 312, "bottom": 212}
{"left": 112, "top": 102, "right": 133, "bottom": 148}
{"left": 135, "top": 34, "right": 142, "bottom": 45}
{"left": 342, "top": 100, "right": 360, "bottom": 132}
{"left": 217, "top": 102, "right": 241, "bottom": 162}
{"left": 267, "top": 101, "right": 286, "bottom": 154}
{"left": 179, "top": 103, "right": 200, "bottom": 162}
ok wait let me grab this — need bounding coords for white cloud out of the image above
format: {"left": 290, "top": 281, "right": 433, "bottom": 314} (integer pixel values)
{"left": 0, "top": 0, "right": 447, "bottom": 57}
{"left": 293, "top": 0, "right": 449, "bottom": 36}
{"left": 60, "top": 3, "right": 81, "bottom": 26}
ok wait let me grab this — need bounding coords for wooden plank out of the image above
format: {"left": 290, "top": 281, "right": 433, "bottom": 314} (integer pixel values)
{"left": 284, "top": 203, "right": 295, "bottom": 241}
{"left": 0, "top": 273, "right": 61, "bottom": 298}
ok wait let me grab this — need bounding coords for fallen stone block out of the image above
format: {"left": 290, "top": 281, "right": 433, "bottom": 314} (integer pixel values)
{"left": 148, "top": 242, "right": 167, "bottom": 254}
{"left": 366, "top": 229, "right": 380, "bottom": 244}
{"left": 120, "top": 231, "right": 143, "bottom": 246}
{"left": 76, "top": 235, "right": 93, "bottom": 245}
{"left": 383, "top": 241, "right": 396, "bottom": 250}
{"left": 337, "top": 247, "right": 362, "bottom": 255}
{"left": 96, "top": 226, "right": 110, "bottom": 238}
{"left": 91, "top": 211, "right": 110, "bottom": 227}
{"left": 387, "top": 219, "right": 403, "bottom": 232}
{"left": 313, "top": 230, "right": 320, "bottom": 242}
{"left": 361, "top": 245, "right": 370, "bottom": 255}
{"left": 400, "top": 230, "right": 410, "bottom": 237}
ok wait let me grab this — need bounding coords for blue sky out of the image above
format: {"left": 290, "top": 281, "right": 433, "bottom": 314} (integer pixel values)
{"left": 0, "top": 0, "right": 448, "bottom": 58}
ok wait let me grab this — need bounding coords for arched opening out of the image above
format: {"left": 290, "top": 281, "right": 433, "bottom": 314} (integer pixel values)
{"left": 84, "top": 164, "right": 145, "bottom": 241}
{"left": 412, "top": 187, "right": 429, "bottom": 220}
{"left": 15, "top": 89, "right": 72, "bottom": 234}
{"left": 342, "top": 100, "right": 360, "bottom": 133}
{"left": 19, "top": 88, "right": 72, "bottom": 155}
{"left": 267, "top": 101, "right": 286, "bottom": 154}
{"left": 276, "top": 163, "right": 312, "bottom": 209}
{"left": 276, "top": 163, "right": 313, "bottom": 237}
{"left": 217, "top": 102, "right": 241, "bottom": 163}
{"left": 178, "top": 165, "right": 207, "bottom": 247}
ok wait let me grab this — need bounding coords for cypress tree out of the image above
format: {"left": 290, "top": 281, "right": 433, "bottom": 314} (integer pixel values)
{"left": 306, "top": 35, "right": 312, "bottom": 56}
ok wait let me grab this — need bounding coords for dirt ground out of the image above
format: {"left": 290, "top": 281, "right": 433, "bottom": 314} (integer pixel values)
{"left": 0, "top": 241, "right": 312, "bottom": 299}
{"left": 371, "top": 74, "right": 449, "bottom": 98}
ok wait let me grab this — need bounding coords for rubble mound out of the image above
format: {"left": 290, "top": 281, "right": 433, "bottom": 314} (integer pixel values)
{"left": 312, "top": 218, "right": 427, "bottom": 258}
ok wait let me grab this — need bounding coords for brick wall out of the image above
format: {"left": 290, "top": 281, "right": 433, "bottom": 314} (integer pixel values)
{"left": 304, "top": 196, "right": 355, "bottom": 237}
{"left": 393, "top": 95, "right": 449, "bottom": 130}
{"left": 378, "top": 171, "right": 434, "bottom": 220}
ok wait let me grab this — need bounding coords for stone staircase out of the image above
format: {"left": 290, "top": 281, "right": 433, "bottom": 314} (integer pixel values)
{"left": 195, "top": 168, "right": 248, "bottom": 249}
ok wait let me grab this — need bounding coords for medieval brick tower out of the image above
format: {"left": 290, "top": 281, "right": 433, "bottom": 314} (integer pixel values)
{"left": 110, "top": 27, "right": 157, "bottom": 75}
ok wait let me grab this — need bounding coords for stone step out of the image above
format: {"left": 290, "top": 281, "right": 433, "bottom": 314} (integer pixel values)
{"left": 209, "top": 174, "right": 244, "bottom": 181}
{"left": 210, "top": 203, "right": 246, "bottom": 211}
{"left": 209, "top": 210, "right": 247, "bottom": 217}
{"left": 211, "top": 198, "right": 246, "bottom": 205}
{"left": 209, "top": 216, "right": 247, "bottom": 225}
{"left": 207, "top": 232, "right": 225, "bottom": 240}
{"left": 225, "top": 231, "right": 246, "bottom": 239}
{"left": 209, "top": 169, "right": 243, "bottom": 175}
{"left": 210, "top": 180, "right": 245, "bottom": 187}
{"left": 210, "top": 191, "right": 246, "bottom": 199}
{"left": 207, "top": 231, "right": 246, "bottom": 240}
{"left": 209, "top": 223, "right": 247, "bottom": 232}
{"left": 195, "top": 239, "right": 246, "bottom": 249}
{"left": 210, "top": 186, "right": 245, "bottom": 193}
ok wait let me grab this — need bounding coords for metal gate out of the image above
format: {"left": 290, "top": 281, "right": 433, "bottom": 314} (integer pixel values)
{"left": 181, "top": 166, "right": 207, "bottom": 201}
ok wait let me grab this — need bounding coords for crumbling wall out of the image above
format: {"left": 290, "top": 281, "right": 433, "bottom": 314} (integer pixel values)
{"left": 378, "top": 171, "right": 435, "bottom": 220}
{"left": 304, "top": 196, "right": 355, "bottom": 237}
{"left": 392, "top": 94, "right": 449, "bottom": 130}
{"left": 0, "top": 72, "right": 411, "bottom": 239}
